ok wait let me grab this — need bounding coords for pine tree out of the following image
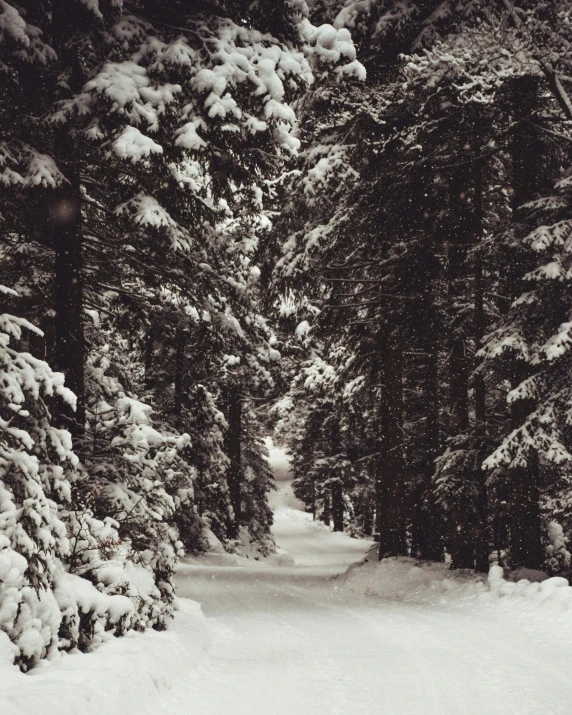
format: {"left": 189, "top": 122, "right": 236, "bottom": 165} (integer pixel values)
{"left": 0, "top": 297, "right": 78, "bottom": 669}
{"left": 0, "top": 0, "right": 366, "bottom": 666}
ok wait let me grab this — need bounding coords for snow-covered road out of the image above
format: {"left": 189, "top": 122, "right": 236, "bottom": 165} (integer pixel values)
{"left": 174, "top": 446, "right": 572, "bottom": 715}
{"left": 6, "top": 444, "right": 572, "bottom": 715}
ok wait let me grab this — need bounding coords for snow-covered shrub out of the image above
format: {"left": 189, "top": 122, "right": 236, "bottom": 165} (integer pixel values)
{"left": 80, "top": 343, "right": 191, "bottom": 629}
{"left": 0, "top": 306, "right": 177, "bottom": 667}
{"left": 544, "top": 521, "right": 571, "bottom": 577}
{"left": 0, "top": 308, "right": 77, "bottom": 669}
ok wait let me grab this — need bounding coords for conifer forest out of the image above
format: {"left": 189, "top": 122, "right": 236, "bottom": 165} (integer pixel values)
{"left": 3, "top": 2, "right": 572, "bottom": 714}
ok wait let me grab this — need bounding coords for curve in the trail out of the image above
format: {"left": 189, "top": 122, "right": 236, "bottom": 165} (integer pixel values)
{"left": 174, "top": 441, "right": 572, "bottom": 715}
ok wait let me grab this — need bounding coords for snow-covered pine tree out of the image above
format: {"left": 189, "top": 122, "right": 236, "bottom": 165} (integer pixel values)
{"left": 272, "top": 0, "right": 572, "bottom": 571}
{"left": 1, "top": 0, "right": 368, "bottom": 664}
{"left": 0, "top": 297, "right": 78, "bottom": 669}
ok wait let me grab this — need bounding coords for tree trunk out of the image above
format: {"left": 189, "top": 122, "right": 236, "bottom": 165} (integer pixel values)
{"left": 473, "top": 251, "right": 490, "bottom": 573}
{"left": 174, "top": 328, "right": 186, "bottom": 420}
{"left": 473, "top": 146, "right": 490, "bottom": 574}
{"left": 449, "top": 339, "right": 469, "bottom": 433}
{"left": 376, "top": 326, "right": 407, "bottom": 559}
{"left": 473, "top": 247, "right": 486, "bottom": 431}
{"left": 52, "top": 139, "right": 85, "bottom": 442}
{"left": 508, "top": 372, "right": 543, "bottom": 570}
{"left": 144, "top": 327, "right": 154, "bottom": 388}
{"left": 412, "top": 293, "right": 443, "bottom": 562}
{"left": 331, "top": 481, "right": 344, "bottom": 532}
{"left": 197, "top": 467, "right": 204, "bottom": 517}
{"left": 311, "top": 478, "right": 316, "bottom": 520}
{"left": 448, "top": 165, "right": 475, "bottom": 571}
{"left": 507, "top": 76, "right": 543, "bottom": 570}
{"left": 363, "top": 505, "right": 374, "bottom": 537}
{"left": 511, "top": 76, "right": 540, "bottom": 211}
{"left": 321, "top": 495, "right": 330, "bottom": 526}
{"left": 225, "top": 384, "right": 243, "bottom": 539}
{"left": 51, "top": 1, "right": 85, "bottom": 445}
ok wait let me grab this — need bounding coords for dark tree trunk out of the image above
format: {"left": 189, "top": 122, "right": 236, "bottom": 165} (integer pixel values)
{"left": 144, "top": 327, "right": 154, "bottom": 388}
{"left": 321, "top": 495, "right": 330, "bottom": 526}
{"left": 363, "top": 506, "right": 374, "bottom": 537}
{"left": 376, "top": 326, "right": 407, "bottom": 559}
{"left": 449, "top": 339, "right": 469, "bottom": 433}
{"left": 52, "top": 142, "right": 85, "bottom": 442}
{"left": 424, "top": 321, "right": 443, "bottom": 561}
{"left": 507, "top": 76, "right": 543, "bottom": 570}
{"left": 448, "top": 331, "right": 474, "bottom": 576}
{"left": 412, "top": 292, "right": 443, "bottom": 562}
{"left": 447, "top": 164, "right": 471, "bottom": 435}
{"left": 511, "top": 76, "right": 540, "bottom": 211}
{"left": 474, "top": 482, "right": 490, "bottom": 574}
{"left": 225, "top": 384, "right": 243, "bottom": 539}
{"left": 374, "top": 454, "right": 382, "bottom": 538}
{"left": 447, "top": 166, "right": 475, "bottom": 571}
{"left": 311, "top": 478, "right": 316, "bottom": 520}
{"left": 331, "top": 481, "right": 344, "bottom": 532}
{"left": 51, "top": 2, "right": 85, "bottom": 445}
{"left": 472, "top": 143, "right": 491, "bottom": 574}
{"left": 174, "top": 328, "right": 186, "bottom": 420}
{"left": 473, "top": 247, "right": 486, "bottom": 432}
{"left": 508, "top": 372, "right": 543, "bottom": 570}
{"left": 197, "top": 468, "right": 204, "bottom": 516}
{"left": 448, "top": 304, "right": 474, "bottom": 568}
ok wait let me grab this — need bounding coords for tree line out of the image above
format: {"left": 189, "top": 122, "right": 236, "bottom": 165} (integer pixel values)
{"left": 0, "top": 0, "right": 362, "bottom": 669}
{"left": 3, "top": 0, "right": 572, "bottom": 674}
{"left": 274, "top": 0, "right": 572, "bottom": 578}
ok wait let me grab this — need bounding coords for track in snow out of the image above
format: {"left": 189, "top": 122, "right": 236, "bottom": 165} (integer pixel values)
{"left": 174, "top": 442, "right": 572, "bottom": 715}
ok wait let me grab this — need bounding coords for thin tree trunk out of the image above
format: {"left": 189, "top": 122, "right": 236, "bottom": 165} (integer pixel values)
{"left": 425, "top": 308, "right": 444, "bottom": 561}
{"left": 226, "top": 384, "right": 243, "bottom": 539}
{"left": 507, "top": 76, "right": 543, "bottom": 570}
{"left": 448, "top": 166, "right": 475, "bottom": 570}
{"left": 411, "top": 292, "right": 443, "bottom": 562}
{"left": 51, "top": 1, "right": 85, "bottom": 445}
{"left": 473, "top": 144, "right": 490, "bottom": 574}
{"left": 363, "top": 505, "right": 374, "bottom": 537}
{"left": 449, "top": 339, "right": 470, "bottom": 433}
{"left": 144, "top": 326, "right": 154, "bottom": 388}
{"left": 174, "top": 328, "right": 186, "bottom": 419}
{"left": 52, "top": 131, "right": 85, "bottom": 442}
{"left": 197, "top": 467, "right": 204, "bottom": 517}
{"left": 508, "top": 374, "right": 543, "bottom": 569}
{"left": 311, "top": 478, "right": 316, "bottom": 520}
{"left": 376, "top": 325, "right": 407, "bottom": 559}
{"left": 331, "top": 481, "right": 344, "bottom": 532}
{"left": 321, "top": 495, "right": 330, "bottom": 526}
{"left": 473, "top": 247, "right": 486, "bottom": 429}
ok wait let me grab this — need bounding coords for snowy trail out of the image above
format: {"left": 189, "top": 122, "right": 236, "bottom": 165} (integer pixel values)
{"left": 174, "top": 444, "right": 572, "bottom": 715}
{"left": 7, "top": 445, "right": 572, "bottom": 715}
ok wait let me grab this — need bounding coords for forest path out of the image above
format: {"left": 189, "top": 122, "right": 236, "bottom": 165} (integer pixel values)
{"left": 173, "top": 444, "right": 572, "bottom": 715}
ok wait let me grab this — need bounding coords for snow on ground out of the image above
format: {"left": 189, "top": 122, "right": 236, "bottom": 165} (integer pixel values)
{"left": 0, "top": 599, "right": 209, "bottom": 715}
{"left": 266, "top": 438, "right": 371, "bottom": 569}
{"left": 5, "top": 439, "right": 572, "bottom": 714}
{"left": 174, "top": 441, "right": 572, "bottom": 714}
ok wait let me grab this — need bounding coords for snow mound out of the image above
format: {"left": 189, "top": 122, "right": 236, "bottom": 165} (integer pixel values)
{"left": 340, "top": 554, "right": 572, "bottom": 615}
{"left": 265, "top": 547, "right": 296, "bottom": 566}
{"left": 0, "top": 598, "right": 209, "bottom": 715}
{"left": 203, "top": 526, "right": 226, "bottom": 554}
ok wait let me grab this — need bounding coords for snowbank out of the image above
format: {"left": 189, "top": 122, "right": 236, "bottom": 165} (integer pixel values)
{"left": 0, "top": 598, "right": 210, "bottom": 715}
{"left": 340, "top": 552, "right": 572, "bottom": 616}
